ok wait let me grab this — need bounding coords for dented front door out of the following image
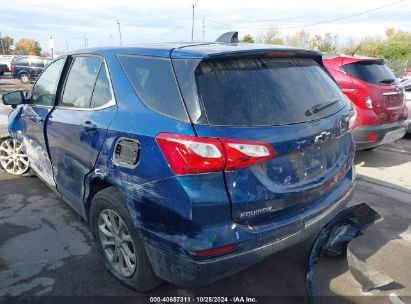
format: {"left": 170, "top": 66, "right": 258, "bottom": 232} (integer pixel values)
{"left": 16, "top": 58, "right": 66, "bottom": 185}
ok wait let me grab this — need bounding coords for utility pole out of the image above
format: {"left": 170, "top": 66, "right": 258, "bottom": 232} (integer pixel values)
{"left": 202, "top": 18, "right": 205, "bottom": 42}
{"left": 48, "top": 36, "right": 54, "bottom": 59}
{"left": 191, "top": 4, "right": 196, "bottom": 42}
{"left": 0, "top": 32, "right": 4, "bottom": 55}
{"left": 84, "top": 35, "right": 87, "bottom": 48}
{"left": 66, "top": 40, "right": 69, "bottom": 52}
{"left": 117, "top": 21, "right": 122, "bottom": 46}
{"left": 109, "top": 34, "right": 113, "bottom": 45}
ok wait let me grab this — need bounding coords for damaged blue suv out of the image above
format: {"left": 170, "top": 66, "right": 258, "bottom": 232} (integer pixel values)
{"left": 2, "top": 41, "right": 357, "bottom": 291}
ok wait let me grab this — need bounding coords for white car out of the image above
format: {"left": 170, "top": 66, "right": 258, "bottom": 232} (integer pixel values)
{"left": 0, "top": 55, "right": 15, "bottom": 72}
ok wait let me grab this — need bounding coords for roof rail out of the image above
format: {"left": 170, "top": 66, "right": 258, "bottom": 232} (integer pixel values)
{"left": 215, "top": 31, "right": 239, "bottom": 43}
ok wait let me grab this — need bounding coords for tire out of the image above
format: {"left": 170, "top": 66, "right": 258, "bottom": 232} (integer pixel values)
{"left": 19, "top": 73, "right": 30, "bottom": 84}
{"left": 0, "top": 71, "right": 4, "bottom": 76}
{"left": 0, "top": 137, "right": 31, "bottom": 176}
{"left": 90, "top": 187, "right": 162, "bottom": 292}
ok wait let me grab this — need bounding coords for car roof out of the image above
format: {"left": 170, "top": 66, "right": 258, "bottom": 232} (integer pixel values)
{"left": 69, "top": 42, "right": 321, "bottom": 59}
{"left": 322, "top": 53, "right": 384, "bottom": 64}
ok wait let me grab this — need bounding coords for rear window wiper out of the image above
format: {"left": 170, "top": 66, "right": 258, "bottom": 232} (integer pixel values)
{"left": 305, "top": 98, "right": 340, "bottom": 117}
{"left": 379, "top": 78, "right": 396, "bottom": 84}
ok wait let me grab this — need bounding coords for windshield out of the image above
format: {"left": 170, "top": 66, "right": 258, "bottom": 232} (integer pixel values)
{"left": 195, "top": 57, "right": 347, "bottom": 127}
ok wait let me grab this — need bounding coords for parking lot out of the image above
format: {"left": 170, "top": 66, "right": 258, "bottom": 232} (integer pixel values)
{"left": 1, "top": 74, "right": 411, "bottom": 302}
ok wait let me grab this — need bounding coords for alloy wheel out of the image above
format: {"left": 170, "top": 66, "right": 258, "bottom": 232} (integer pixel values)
{"left": 20, "top": 74, "right": 30, "bottom": 84}
{"left": 0, "top": 138, "right": 30, "bottom": 175}
{"left": 98, "top": 209, "right": 136, "bottom": 278}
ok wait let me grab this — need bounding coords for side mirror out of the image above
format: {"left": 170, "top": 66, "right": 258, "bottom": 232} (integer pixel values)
{"left": 1, "top": 91, "right": 26, "bottom": 106}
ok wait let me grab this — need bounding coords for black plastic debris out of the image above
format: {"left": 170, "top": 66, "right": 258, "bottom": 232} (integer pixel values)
{"left": 306, "top": 203, "right": 384, "bottom": 303}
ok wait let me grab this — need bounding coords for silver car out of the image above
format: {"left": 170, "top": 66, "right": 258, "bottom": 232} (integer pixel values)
{"left": 0, "top": 102, "right": 30, "bottom": 175}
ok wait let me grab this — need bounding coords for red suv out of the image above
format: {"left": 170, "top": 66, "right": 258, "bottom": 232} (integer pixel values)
{"left": 323, "top": 54, "right": 409, "bottom": 150}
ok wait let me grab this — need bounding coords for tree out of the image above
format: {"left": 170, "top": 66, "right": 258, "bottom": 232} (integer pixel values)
{"left": 380, "top": 29, "right": 411, "bottom": 60}
{"left": 338, "top": 28, "right": 411, "bottom": 60}
{"left": 263, "top": 26, "right": 284, "bottom": 45}
{"left": 1, "top": 36, "right": 14, "bottom": 55}
{"left": 286, "top": 30, "right": 310, "bottom": 49}
{"left": 15, "top": 38, "right": 42, "bottom": 56}
{"left": 309, "top": 33, "right": 338, "bottom": 53}
{"left": 240, "top": 34, "right": 255, "bottom": 43}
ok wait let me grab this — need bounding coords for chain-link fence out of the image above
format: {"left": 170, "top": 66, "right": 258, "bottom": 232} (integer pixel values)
{"left": 386, "top": 59, "right": 411, "bottom": 78}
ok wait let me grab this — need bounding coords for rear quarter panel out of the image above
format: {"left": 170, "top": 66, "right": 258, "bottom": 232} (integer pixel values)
{"left": 86, "top": 52, "right": 233, "bottom": 254}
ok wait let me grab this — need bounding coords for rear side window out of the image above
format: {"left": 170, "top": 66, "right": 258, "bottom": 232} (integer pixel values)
{"left": 15, "top": 58, "right": 29, "bottom": 66}
{"left": 118, "top": 55, "right": 188, "bottom": 122}
{"left": 61, "top": 56, "right": 102, "bottom": 108}
{"left": 90, "top": 64, "right": 113, "bottom": 108}
{"left": 342, "top": 61, "right": 398, "bottom": 85}
{"left": 196, "top": 57, "right": 347, "bottom": 126}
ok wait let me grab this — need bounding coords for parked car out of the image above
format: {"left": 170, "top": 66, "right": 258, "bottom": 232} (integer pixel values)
{"left": 0, "top": 102, "right": 30, "bottom": 175}
{"left": 0, "top": 55, "right": 15, "bottom": 72}
{"left": 323, "top": 54, "right": 408, "bottom": 150}
{"left": 11, "top": 56, "right": 51, "bottom": 84}
{"left": 2, "top": 43, "right": 356, "bottom": 291}
{"left": 0, "top": 63, "right": 7, "bottom": 76}
{"left": 406, "top": 87, "right": 411, "bottom": 133}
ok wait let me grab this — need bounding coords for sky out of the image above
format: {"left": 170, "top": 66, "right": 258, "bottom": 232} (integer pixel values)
{"left": 0, "top": 0, "right": 410, "bottom": 52}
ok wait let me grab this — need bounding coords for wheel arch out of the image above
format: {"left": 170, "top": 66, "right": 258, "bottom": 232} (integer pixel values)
{"left": 84, "top": 176, "right": 113, "bottom": 223}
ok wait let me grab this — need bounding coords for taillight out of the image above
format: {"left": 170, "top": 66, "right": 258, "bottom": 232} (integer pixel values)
{"left": 343, "top": 88, "right": 372, "bottom": 110}
{"left": 156, "top": 133, "right": 276, "bottom": 175}
{"left": 220, "top": 139, "right": 275, "bottom": 170}
{"left": 156, "top": 133, "right": 225, "bottom": 175}
{"left": 10, "top": 65, "right": 16, "bottom": 73}
{"left": 348, "top": 107, "right": 357, "bottom": 132}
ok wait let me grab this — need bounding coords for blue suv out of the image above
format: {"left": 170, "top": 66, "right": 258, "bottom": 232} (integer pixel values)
{"left": 10, "top": 56, "right": 50, "bottom": 83}
{"left": 2, "top": 42, "right": 356, "bottom": 291}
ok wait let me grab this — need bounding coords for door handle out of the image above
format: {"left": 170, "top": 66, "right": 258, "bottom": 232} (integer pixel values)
{"left": 81, "top": 121, "right": 97, "bottom": 131}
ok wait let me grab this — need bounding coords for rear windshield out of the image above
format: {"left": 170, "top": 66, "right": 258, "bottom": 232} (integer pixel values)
{"left": 342, "top": 61, "right": 398, "bottom": 85}
{"left": 196, "top": 57, "right": 346, "bottom": 126}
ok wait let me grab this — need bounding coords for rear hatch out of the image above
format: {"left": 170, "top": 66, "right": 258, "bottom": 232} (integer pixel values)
{"left": 172, "top": 51, "right": 354, "bottom": 225}
{"left": 342, "top": 59, "right": 404, "bottom": 123}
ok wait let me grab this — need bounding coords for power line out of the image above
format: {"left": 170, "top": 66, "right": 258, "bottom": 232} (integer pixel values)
{"left": 279, "top": 0, "right": 406, "bottom": 30}
{"left": 203, "top": 5, "right": 352, "bottom": 25}
{"left": 205, "top": 0, "right": 406, "bottom": 31}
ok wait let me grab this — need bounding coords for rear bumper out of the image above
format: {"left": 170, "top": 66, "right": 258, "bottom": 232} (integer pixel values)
{"left": 353, "top": 119, "right": 408, "bottom": 150}
{"left": 145, "top": 184, "right": 354, "bottom": 287}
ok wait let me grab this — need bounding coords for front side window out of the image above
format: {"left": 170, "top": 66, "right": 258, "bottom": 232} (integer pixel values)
{"left": 61, "top": 56, "right": 102, "bottom": 108}
{"left": 31, "top": 58, "right": 65, "bottom": 106}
